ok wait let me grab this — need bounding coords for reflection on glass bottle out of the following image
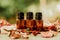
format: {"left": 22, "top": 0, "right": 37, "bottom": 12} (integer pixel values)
{"left": 26, "top": 12, "right": 34, "bottom": 31}
{"left": 35, "top": 12, "right": 43, "bottom": 31}
{"left": 17, "top": 12, "right": 25, "bottom": 29}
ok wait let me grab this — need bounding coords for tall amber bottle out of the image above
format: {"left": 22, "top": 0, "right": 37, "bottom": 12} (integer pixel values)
{"left": 26, "top": 12, "right": 34, "bottom": 31}
{"left": 17, "top": 12, "right": 25, "bottom": 29}
{"left": 35, "top": 12, "right": 43, "bottom": 31}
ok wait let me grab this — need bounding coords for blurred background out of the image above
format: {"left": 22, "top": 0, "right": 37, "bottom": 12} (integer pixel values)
{"left": 0, "top": 0, "right": 60, "bottom": 24}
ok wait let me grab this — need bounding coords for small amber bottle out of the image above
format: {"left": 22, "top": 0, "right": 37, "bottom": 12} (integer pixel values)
{"left": 35, "top": 12, "right": 43, "bottom": 31}
{"left": 26, "top": 12, "right": 34, "bottom": 31}
{"left": 17, "top": 12, "right": 25, "bottom": 29}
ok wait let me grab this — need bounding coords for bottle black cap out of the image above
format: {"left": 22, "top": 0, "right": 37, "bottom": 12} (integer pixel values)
{"left": 18, "top": 12, "right": 24, "bottom": 19}
{"left": 35, "top": 12, "right": 42, "bottom": 20}
{"left": 27, "top": 12, "right": 33, "bottom": 19}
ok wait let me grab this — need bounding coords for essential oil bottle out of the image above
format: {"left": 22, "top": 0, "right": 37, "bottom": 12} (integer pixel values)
{"left": 17, "top": 12, "right": 25, "bottom": 29}
{"left": 26, "top": 12, "right": 34, "bottom": 31}
{"left": 35, "top": 12, "right": 43, "bottom": 31}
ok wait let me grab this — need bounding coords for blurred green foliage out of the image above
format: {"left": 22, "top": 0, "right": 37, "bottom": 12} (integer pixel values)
{"left": 47, "top": 0, "right": 60, "bottom": 4}
{"left": 15, "top": 0, "right": 39, "bottom": 12}
{"left": 0, "top": 0, "right": 39, "bottom": 20}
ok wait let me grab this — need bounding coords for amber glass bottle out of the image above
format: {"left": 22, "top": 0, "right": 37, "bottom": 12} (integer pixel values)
{"left": 17, "top": 12, "right": 25, "bottom": 29}
{"left": 26, "top": 12, "right": 34, "bottom": 31}
{"left": 35, "top": 12, "right": 43, "bottom": 31}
